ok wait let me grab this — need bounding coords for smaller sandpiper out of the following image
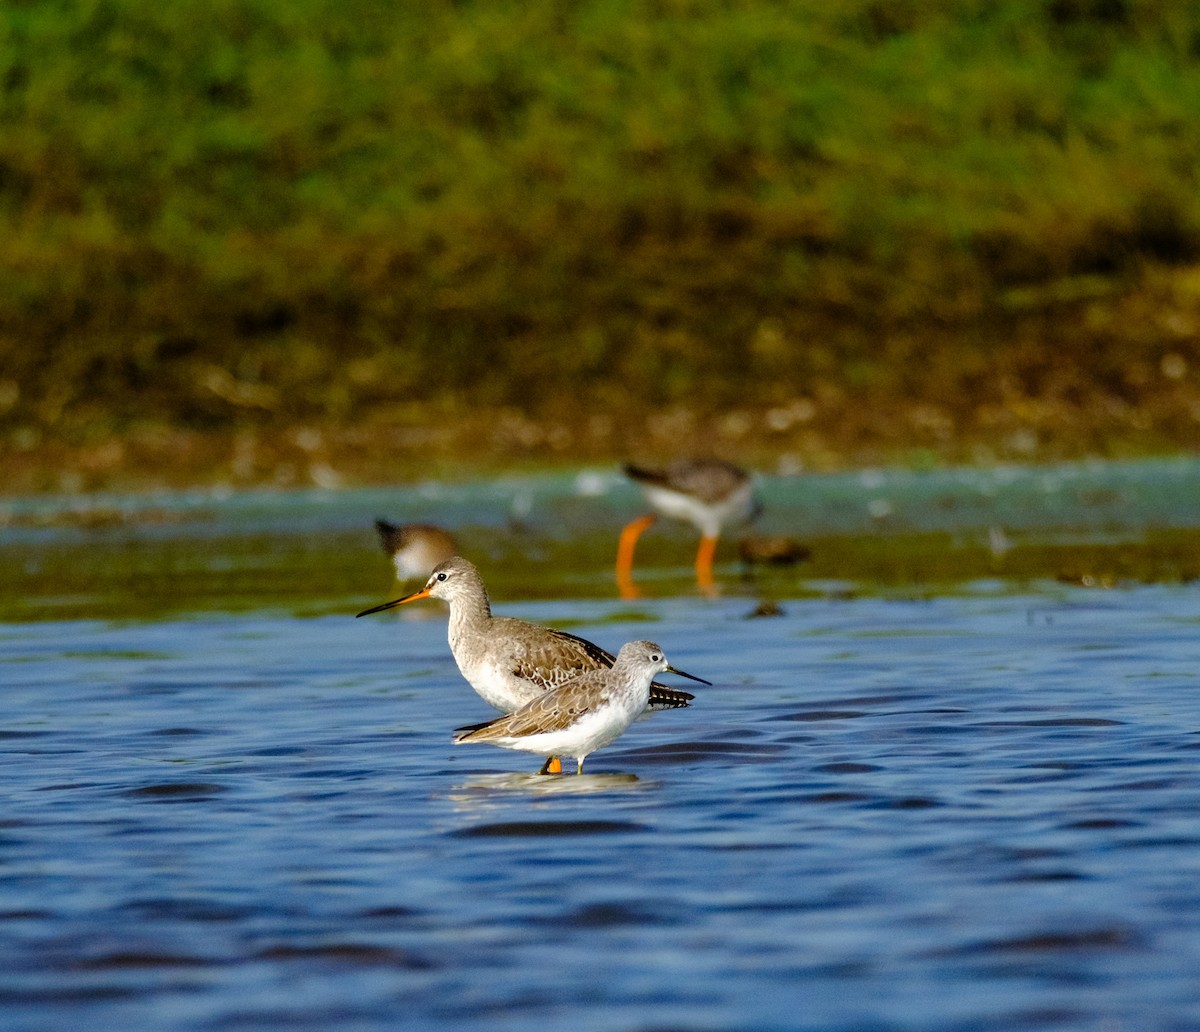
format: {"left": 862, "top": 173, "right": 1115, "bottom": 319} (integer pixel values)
{"left": 374, "top": 519, "right": 457, "bottom": 581}
{"left": 452, "top": 640, "right": 709, "bottom": 774}
{"left": 617, "top": 459, "right": 759, "bottom": 596}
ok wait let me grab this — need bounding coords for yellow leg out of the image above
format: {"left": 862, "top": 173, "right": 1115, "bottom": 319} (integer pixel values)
{"left": 695, "top": 534, "right": 719, "bottom": 594}
{"left": 616, "top": 513, "right": 656, "bottom": 599}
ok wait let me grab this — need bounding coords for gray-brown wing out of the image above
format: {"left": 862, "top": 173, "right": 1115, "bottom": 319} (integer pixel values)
{"left": 624, "top": 459, "right": 747, "bottom": 505}
{"left": 509, "top": 628, "right": 613, "bottom": 692}
{"left": 456, "top": 675, "right": 606, "bottom": 741}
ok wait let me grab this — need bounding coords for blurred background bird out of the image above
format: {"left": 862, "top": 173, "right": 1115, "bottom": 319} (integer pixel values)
{"left": 617, "top": 459, "right": 759, "bottom": 597}
{"left": 374, "top": 519, "right": 457, "bottom": 583}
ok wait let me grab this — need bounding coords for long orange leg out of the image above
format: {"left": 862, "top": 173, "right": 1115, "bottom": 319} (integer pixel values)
{"left": 695, "top": 534, "right": 719, "bottom": 595}
{"left": 616, "top": 513, "right": 657, "bottom": 599}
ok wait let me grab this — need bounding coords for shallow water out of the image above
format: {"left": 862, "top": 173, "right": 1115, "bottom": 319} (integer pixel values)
{"left": 2, "top": 455, "right": 1199, "bottom": 621}
{"left": 3, "top": 459, "right": 1200, "bottom": 1031}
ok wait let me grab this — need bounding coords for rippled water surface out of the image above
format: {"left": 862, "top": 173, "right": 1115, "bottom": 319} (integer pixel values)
{"left": 3, "top": 459, "right": 1200, "bottom": 1031}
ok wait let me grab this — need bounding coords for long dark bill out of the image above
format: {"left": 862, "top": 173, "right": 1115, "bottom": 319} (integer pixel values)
{"left": 665, "top": 664, "right": 712, "bottom": 686}
{"left": 356, "top": 586, "right": 432, "bottom": 618}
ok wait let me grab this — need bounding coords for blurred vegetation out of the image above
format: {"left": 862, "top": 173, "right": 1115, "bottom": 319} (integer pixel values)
{"left": 2, "top": 0, "right": 1200, "bottom": 490}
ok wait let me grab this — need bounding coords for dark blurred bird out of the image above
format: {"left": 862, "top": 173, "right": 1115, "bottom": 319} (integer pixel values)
{"left": 738, "top": 534, "right": 811, "bottom": 567}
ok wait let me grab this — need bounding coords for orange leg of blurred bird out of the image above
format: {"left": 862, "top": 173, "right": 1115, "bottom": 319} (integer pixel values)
{"left": 538, "top": 756, "right": 563, "bottom": 774}
{"left": 616, "top": 513, "right": 657, "bottom": 599}
{"left": 695, "top": 534, "right": 719, "bottom": 595}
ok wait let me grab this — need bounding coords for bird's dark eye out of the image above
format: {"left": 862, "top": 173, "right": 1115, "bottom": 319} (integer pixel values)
{"left": 437, "top": 572, "right": 448, "bottom": 582}
{"left": 652, "top": 653, "right": 662, "bottom": 662}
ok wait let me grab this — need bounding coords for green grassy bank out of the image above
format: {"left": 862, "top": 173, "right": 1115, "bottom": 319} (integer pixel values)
{"left": 1, "top": 0, "right": 1199, "bottom": 491}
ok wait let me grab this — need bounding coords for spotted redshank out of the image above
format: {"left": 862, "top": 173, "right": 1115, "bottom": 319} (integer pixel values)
{"left": 374, "top": 519, "right": 457, "bottom": 581}
{"left": 452, "top": 639, "right": 708, "bottom": 774}
{"left": 356, "top": 556, "right": 696, "bottom": 773}
{"left": 617, "top": 459, "right": 758, "bottom": 596}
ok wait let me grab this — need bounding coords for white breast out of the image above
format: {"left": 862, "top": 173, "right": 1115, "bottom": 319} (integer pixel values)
{"left": 451, "top": 648, "right": 536, "bottom": 713}
{"left": 499, "top": 699, "right": 636, "bottom": 759}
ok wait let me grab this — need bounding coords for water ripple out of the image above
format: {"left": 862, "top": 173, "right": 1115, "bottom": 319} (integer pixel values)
{"left": 450, "top": 820, "right": 649, "bottom": 838}
{"left": 3, "top": 583, "right": 1200, "bottom": 1031}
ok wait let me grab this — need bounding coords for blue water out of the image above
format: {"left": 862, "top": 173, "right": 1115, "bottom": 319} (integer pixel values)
{"left": 4, "top": 586, "right": 1200, "bottom": 1031}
